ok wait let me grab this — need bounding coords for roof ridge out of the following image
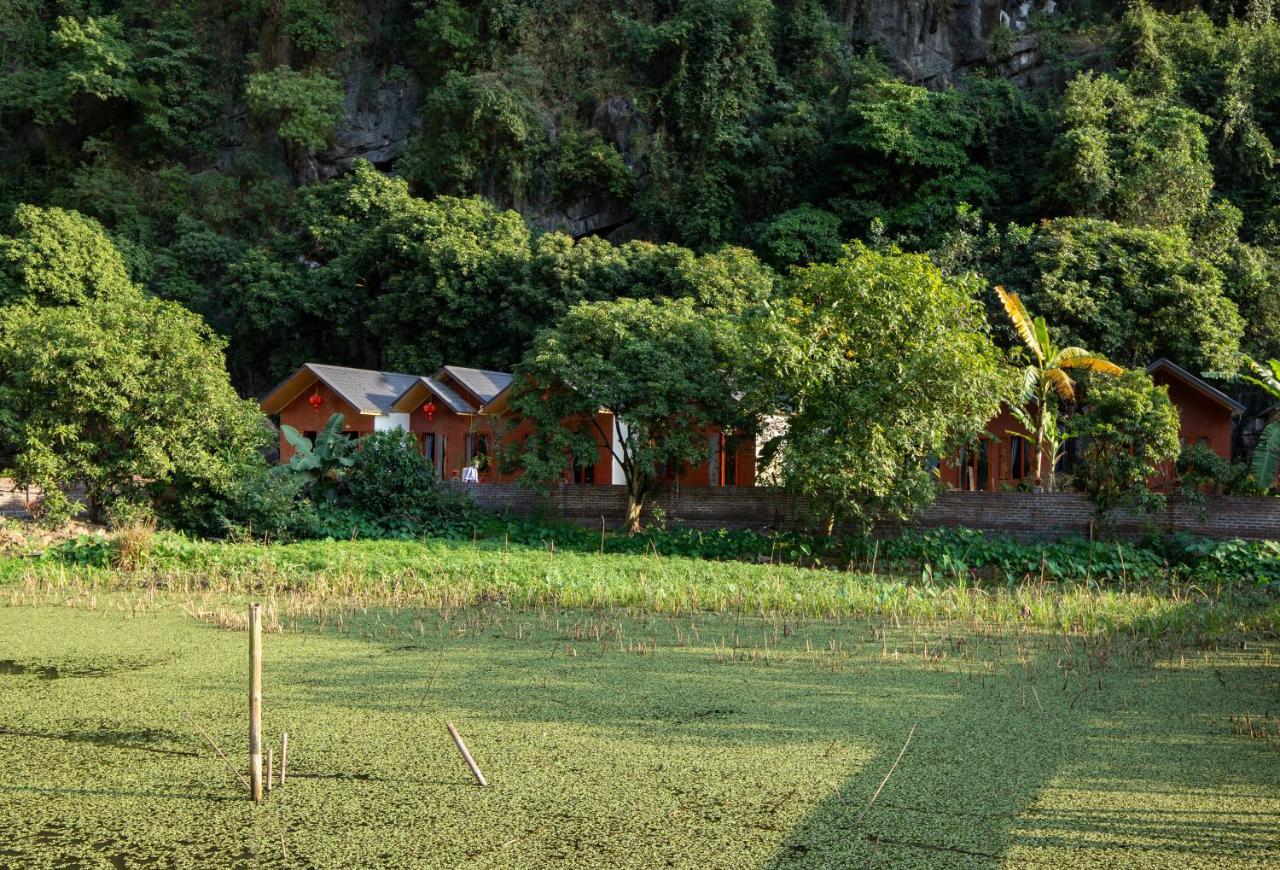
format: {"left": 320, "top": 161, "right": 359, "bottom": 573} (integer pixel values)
{"left": 309, "top": 362, "right": 423, "bottom": 380}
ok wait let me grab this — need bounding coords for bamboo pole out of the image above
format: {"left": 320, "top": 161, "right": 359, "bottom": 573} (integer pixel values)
{"left": 446, "top": 722, "right": 487, "bottom": 786}
{"left": 249, "top": 603, "right": 263, "bottom": 803}
{"left": 280, "top": 732, "right": 288, "bottom": 788}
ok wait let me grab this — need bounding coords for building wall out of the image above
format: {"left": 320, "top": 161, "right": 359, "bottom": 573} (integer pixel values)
{"left": 408, "top": 402, "right": 478, "bottom": 481}
{"left": 464, "top": 484, "right": 1280, "bottom": 542}
{"left": 1150, "top": 371, "right": 1235, "bottom": 459}
{"left": 277, "top": 382, "right": 373, "bottom": 462}
{"left": 938, "top": 406, "right": 1035, "bottom": 492}
{"left": 374, "top": 413, "right": 411, "bottom": 433}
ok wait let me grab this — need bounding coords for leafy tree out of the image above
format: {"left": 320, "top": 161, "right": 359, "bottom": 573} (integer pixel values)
{"left": 938, "top": 216, "right": 1244, "bottom": 373}
{"left": 830, "top": 76, "right": 1039, "bottom": 245}
{"left": 751, "top": 205, "right": 843, "bottom": 270}
{"left": 0, "top": 204, "right": 136, "bottom": 305}
{"left": 763, "top": 244, "right": 1018, "bottom": 534}
{"left": 1043, "top": 71, "right": 1214, "bottom": 229}
{"left": 997, "top": 287, "right": 1123, "bottom": 492}
{"left": 508, "top": 296, "right": 759, "bottom": 532}
{"left": 1069, "top": 370, "right": 1182, "bottom": 523}
{"left": 245, "top": 66, "right": 345, "bottom": 151}
{"left": 344, "top": 428, "right": 438, "bottom": 522}
{"left": 0, "top": 205, "right": 265, "bottom": 524}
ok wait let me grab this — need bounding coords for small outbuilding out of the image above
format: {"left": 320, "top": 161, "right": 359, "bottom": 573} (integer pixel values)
{"left": 1145, "top": 358, "right": 1243, "bottom": 461}
{"left": 258, "top": 363, "right": 419, "bottom": 461}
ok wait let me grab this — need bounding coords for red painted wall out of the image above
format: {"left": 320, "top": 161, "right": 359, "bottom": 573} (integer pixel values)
{"left": 938, "top": 407, "right": 1036, "bottom": 492}
{"left": 277, "top": 382, "right": 372, "bottom": 462}
{"left": 1150, "top": 371, "right": 1234, "bottom": 459}
{"left": 409, "top": 402, "right": 469, "bottom": 481}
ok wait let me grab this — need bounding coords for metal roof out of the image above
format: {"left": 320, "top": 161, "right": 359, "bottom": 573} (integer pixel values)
{"left": 440, "top": 366, "right": 514, "bottom": 405}
{"left": 393, "top": 376, "right": 476, "bottom": 414}
{"left": 300, "top": 363, "right": 420, "bottom": 415}
{"left": 1146, "top": 358, "right": 1246, "bottom": 415}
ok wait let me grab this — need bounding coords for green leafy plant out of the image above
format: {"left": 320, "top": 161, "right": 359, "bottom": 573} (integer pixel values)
{"left": 997, "top": 286, "right": 1123, "bottom": 491}
{"left": 1069, "top": 370, "right": 1182, "bottom": 524}
{"left": 281, "top": 413, "right": 357, "bottom": 503}
{"left": 1239, "top": 356, "right": 1280, "bottom": 489}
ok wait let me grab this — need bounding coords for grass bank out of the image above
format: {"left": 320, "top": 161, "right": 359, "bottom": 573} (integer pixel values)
{"left": 0, "top": 596, "right": 1276, "bottom": 867}
{"left": 5, "top": 534, "right": 1278, "bottom": 640}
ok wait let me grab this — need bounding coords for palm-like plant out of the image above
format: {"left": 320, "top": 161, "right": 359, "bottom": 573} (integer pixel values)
{"left": 1240, "top": 356, "right": 1280, "bottom": 489}
{"left": 996, "top": 287, "right": 1124, "bottom": 491}
{"left": 280, "top": 413, "right": 358, "bottom": 502}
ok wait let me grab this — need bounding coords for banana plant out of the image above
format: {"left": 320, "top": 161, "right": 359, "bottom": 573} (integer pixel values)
{"left": 280, "top": 413, "right": 357, "bottom": 502}
{"left": 1240, "top": 356, "right": 1280, "bottom": 489}
{"left": 996, "top": 287, "right": 1123, "bottom": 491}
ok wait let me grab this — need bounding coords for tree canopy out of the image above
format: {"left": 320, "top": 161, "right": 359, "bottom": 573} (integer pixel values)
{"left": 0, "top": 206, "right": 264, "bottom": 524}
{"left": 508, "top": 295, "right": 761, "bottom": 531}
{"left": 761, "top": 244, "right": 1019, "bottom": 532}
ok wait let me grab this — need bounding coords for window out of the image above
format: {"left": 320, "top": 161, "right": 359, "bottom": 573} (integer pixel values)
{"left": 959, "top": 439, "right": 990, "bottom": 491}
{"left": 710, "top": 433, "right": 738, "bottom": 486}
{"left": 572, "top": 459, "right": 595, "bottom": 484}
{"left": 464, "top": 433, "right": 490, "bottom": 469}
{"left": 422, "top": 433, "right": 436, "bottom": 474}
{"left": 1010, "top": 436, "right": 1030, "bottom": 480}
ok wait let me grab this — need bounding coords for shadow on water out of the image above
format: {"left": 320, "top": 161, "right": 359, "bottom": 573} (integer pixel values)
{"left": 0, "top": 726, "right": 198, "bottom": 757}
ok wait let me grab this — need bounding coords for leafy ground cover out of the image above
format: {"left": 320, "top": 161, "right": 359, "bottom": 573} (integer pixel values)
{"left": 0, "top": 586, "right": 1277, "bottom": 868}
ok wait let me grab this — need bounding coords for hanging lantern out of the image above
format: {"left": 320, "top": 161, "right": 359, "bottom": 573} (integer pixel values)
{"left": 308, "top": 391, "right": 323, "bottom": 412}
{"left": 423, "top": 400, "right": 436, "bottom": 421}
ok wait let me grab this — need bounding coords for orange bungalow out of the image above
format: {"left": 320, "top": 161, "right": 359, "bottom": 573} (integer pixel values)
{"left": 261, "top": 362, "right": 757, "bottom": 487}
{"left": 258, "top": 363, "right": 420, "bottom": 462}
{"left": 1145, "top": 358, "right": 1243, "bottom": 461}
{"left": 940, "top": 359, "right": 1243, "bottom": 492}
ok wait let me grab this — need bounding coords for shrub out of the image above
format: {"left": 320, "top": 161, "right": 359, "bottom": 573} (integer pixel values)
{"left": 344, "top": 430, "right": 437, "bottom": 523}
{"left": 215, "top": 466, "right": 316, "bottom": 542}
{"left": 106, "top": 499, "right": 157, "bottom": 571}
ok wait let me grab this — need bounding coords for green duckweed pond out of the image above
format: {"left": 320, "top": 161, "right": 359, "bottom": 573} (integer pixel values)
{"left": 0, "top": 597, "right": 1276, "bottom": 868}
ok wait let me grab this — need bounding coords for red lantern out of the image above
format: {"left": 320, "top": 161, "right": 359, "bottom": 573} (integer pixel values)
{"left": 308, "top": 391, "right": 323, "bottom": 412}
{"left": 423, "top": 400, "right": 436, "bottom": 421}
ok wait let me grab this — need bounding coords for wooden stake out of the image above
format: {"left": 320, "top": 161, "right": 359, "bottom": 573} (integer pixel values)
{"left": 249, "top": 603, "right": 263, "bottom": 803}
{"left": 280, "top": 732, "right": 288, "bottom": 788}
{"left": 855, "top": 723, "right": 916, "bottom": 823}
{"left": 267, "top": 746, "right": 274, "bottom": 794}
{"left": 446, "top": 722, "right": 487, "bottom": 786}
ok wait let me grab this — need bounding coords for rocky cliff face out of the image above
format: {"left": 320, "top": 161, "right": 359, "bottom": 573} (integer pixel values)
{"left": 311, "top": 0, "right": 1084, "bottom": 232}
{"left": 857, "top": 0, "right": 1072, "bottom": 85}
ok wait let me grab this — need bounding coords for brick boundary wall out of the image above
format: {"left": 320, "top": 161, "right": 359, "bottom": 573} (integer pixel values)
{"left": 463, "top": 483, "right": 1280, "bottom": 542}
{"left": 0, "top": 480, "right": 88, "bottom": 518}
{"left": 5, "top": 477, "right": 1276, "bottom": 541}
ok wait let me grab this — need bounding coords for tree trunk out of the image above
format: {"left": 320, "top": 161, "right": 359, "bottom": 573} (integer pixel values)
{"left": 821, "top": 512, "right": 836, "bottom": 537}
{"left": 625, "top": 489, "right": 644, "bottom": 534}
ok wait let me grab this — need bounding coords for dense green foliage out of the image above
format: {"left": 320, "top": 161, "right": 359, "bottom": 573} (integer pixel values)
{"left": 3, "top": 1, "right": 1280, "bottom": 525}
{"left": 509, "top": 295, "right": 762, "bottom": 529}
{"left": 2, "top": 1, "right": 1278, "bottom": 407}
{"left": 1069, "top": 370, "right": 1183, "bottom": 519}
{"left": 0, "top": 206, "right": 265, "bottom": 526}
{"left": 761, "top": 245, "right": 1018, "bottom": 531}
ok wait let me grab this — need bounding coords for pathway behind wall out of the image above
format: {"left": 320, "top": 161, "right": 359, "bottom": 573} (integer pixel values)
{"left": 465, "top": 483, "right": 1280, "bottom": 542}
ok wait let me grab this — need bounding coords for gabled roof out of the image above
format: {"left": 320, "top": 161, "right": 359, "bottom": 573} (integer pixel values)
{"left": 440, "top": 366, "right": 514, "bottom": 405}
{"left": 1146, "top": 358, "right": 1245, "bottom": 415}
{"left": 391, "top": 376, "right": 477, "bottom": 415}
{"left": 259, "top": 363, "right": 420, "bottom": 416}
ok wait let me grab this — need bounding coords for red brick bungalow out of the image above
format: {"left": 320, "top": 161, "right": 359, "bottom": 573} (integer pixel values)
{"left": 258, "top": 363, "right": 419, "bottom": 461}
{"left": 939, "top": 359, "right": 1243, "bottom": 492}
{"left": 261, "top": 362, "right": 757, "bottom": 487}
